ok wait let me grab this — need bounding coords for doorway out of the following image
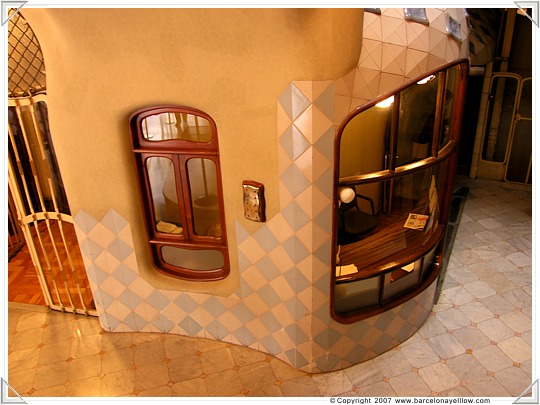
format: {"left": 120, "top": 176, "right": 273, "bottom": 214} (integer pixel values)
{"left": 474, "top": 73, "right": 532, "bottom": 184}
{"left": 7, "top": 10, "right": 96, "bottom": 315}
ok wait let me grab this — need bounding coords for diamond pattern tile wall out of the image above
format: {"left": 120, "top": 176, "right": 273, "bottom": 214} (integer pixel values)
{"left": 71, "top": 8, "right": 469, "bottom": 374}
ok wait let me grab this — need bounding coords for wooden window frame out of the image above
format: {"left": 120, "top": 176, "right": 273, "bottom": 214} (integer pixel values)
{"left": 129, "top": 105, "right": 229, "bottom": 281}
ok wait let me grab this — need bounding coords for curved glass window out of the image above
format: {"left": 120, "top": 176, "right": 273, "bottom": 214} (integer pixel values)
{"left": 333, "top": 60, "right": 469, "bottom": 322}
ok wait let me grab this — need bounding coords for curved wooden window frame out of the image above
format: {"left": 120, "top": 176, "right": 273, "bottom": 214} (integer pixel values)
{"left": 331, "top": 59, "right": 469, "bottom": 323}
{"left": 129, "top": 105, "right": 230, "bottom": 281}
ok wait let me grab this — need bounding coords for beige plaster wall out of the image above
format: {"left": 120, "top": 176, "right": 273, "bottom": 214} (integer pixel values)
{"left": 23, "top": 8, "right": 363, "bottom": 295}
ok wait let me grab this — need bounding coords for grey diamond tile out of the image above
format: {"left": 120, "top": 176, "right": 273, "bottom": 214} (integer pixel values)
{"left": 282, "top": 236, "right": 310, "bottom": 264}
{"left": 107, "top": 238, "right": 133, "bottom": 262}
{"left": 280, "top": 164, "right": 310, "bottom": 198}
{"left": 73, "top": 210, "right": 98, "bottom": 234}
{"left": 260, "top": 334, "right": 282, "bottom": 356}
{"left": 101, "top": 209, "right": 129, "bottom": 234}
{"left": 231, "top": 302, "right": 256, "bottom": 324}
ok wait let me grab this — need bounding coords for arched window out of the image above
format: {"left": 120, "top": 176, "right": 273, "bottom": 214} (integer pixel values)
{"left": 129, "top": 106, "right": 229, "bottom": 281}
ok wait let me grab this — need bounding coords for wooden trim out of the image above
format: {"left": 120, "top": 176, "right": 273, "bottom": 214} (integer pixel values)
{"left": 338, "top": 141, "right": 456, "bottom": 186}
{"left": 337, "top": 225, "right": 445, "bottom": 283}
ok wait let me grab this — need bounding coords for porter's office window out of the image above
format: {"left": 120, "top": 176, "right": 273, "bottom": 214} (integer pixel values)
{"left": 333, "top": 59, "right": 469, "bottom": 322}
{"left": 129, "top": 106, "right": 229, "bottom": 281}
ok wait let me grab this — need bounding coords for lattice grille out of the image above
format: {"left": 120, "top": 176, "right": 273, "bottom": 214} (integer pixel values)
{"left": 8, "top": 11, "right": 46, "bottom": 98}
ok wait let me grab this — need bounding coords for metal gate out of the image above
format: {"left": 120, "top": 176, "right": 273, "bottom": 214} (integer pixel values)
{"left": 7, "top": 10, "right": 96, "bottom": 315}
{"left": 8, "top": 95, "right": 97, "bottom": 315}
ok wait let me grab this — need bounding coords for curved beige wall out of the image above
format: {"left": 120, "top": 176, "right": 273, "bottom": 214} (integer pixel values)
{"left": 23, "top": 8, "right": 363, "bottom": 295}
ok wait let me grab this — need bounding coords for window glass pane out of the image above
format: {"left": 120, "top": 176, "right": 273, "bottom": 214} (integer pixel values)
{"left": 146, "top": 157, "right": 183, "bottom": 234}
{"left": 334, "top": 277, "right": 380, "bottom": 315}
{"left": 397, "top": 73, "right": 440, "bottom": 165}
{"left": 337, "top": 166, "right": 444, "bottom": 272}
{"left": 161, "top": 246, "right": 224, "bottom": 270}
{"left": 142, "top": 112, "right": 212, "bottom": 142}
{"left": 340, "top": 106, "right": 390, "bottom": 177}
{"left": 440, "top": 65, "right": 459, "bottom": 148}
{"left": 187, "top": 158, "right": 222, "bottom": 237}
{"left": 382, "top": 260, "right": 421, "bottom": 303}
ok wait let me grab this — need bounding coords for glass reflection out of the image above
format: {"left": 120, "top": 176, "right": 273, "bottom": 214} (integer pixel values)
{"left": 397, "top": 73, "right": 439, "bottom": 165}
{"left": 187, "top": 158, "right": 222, "bottom": 237}
{"left": 161, "top": 246, "right": 225, "bottom": 270}
{"left": 440, "top": 66, "right": 458, "bottom": 148}
{"left": 340, "top": 106, "right": 390, "bottom": 178}
{"left": 142, "top": 113, "right": 212, "bottom": 142}
{"left": 146, "top": 157, "right": 183, "bottom": 234}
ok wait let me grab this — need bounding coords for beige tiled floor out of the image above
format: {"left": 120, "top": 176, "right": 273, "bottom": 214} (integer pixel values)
{"left": 7, "top": 177, "right": 533, "bottom": 398}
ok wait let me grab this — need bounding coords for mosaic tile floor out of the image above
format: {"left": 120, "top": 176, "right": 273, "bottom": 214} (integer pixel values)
{"left": 7, "top": 177, "right": 533, "bottom": 398}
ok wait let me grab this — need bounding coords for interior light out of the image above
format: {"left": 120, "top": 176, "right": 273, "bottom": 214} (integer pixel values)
{"left": 338, "top": 187, "right": 356, "bottom": 204}
{"left": 417, "top": 75, "right": 435, "bottom": 85}
{"left": 375, "top": 96, "right": 394, "bottom": 108}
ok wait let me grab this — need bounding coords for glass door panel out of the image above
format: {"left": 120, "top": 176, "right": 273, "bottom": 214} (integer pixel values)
{"left": 146, "top": 156, "right": 184, "bottom": 235}
{"left": 187, "top": 158, "right": 222, "bottom": 238}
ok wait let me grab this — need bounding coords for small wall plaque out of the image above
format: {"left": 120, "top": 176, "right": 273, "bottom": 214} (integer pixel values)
{"left": 445, "top": 12, "right": 462, "bottom": 43}
{"left": 243, "top": 181, "right": 266, "bottom": 222}
{"left": 404, "top": 8, "right": 429, "bottom": 26}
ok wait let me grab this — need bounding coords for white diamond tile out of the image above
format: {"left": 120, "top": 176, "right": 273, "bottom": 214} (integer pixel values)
{"left": 117, "top": 224, "right": 134, "bottom": 249}
{"left": 238, "top": 236, "right": 266, "bottom": 265}
{"left": 101, "top": 209, "right": 129, "bottom": 234}
{"left": 294, "top": 186, "right": 313, "bottom": 219}
{"left": 88, "top": 223, "right": 116, "bottom": 249}
{"left": 128, "top": 277, "right": 154, "bottom": 299}
{"left": 311, "top": 105, "right": 334, "bottom": 144}
{"left": 295, "top": 147, "right": 313, "bottom": 182}
{"left": 293, "top": 106, "right": 313, "bottom": 141}
{"left": 73, "top": 210, "right": 98, "bottom": 235}
{"left": 243, "top": 265, "right": 268, "bottom": 292}
{"left": 294, "top": 81, "right": 313, "bottom": 102}
{"left": 134, "top": 300, "right": 160, "bottom": 323}
{"left": 269, "top": 276, "right": 295, "bottom": 303}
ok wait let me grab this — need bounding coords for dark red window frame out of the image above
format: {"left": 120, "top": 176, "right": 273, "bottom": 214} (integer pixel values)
{"left": 129, "top": 105, "right": 229, "bottom": 281}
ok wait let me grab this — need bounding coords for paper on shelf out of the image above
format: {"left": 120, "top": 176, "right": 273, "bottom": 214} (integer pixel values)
{"left": 403, "top": 213, "right": 429, "bottom": 230}
{"left": 336, "top": 264, "right": 358, "bottom": 276}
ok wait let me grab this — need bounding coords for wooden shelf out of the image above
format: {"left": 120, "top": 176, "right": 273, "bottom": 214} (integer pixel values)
{"left": 336, "top": 221, "right": 445, "bottom": 284}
